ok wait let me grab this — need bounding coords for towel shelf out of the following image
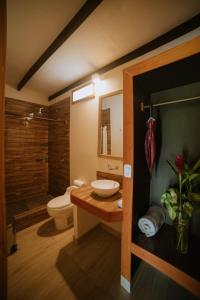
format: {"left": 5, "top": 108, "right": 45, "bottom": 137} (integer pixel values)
{"left": 133, "top": 225, "right": 200, "bottom": 284}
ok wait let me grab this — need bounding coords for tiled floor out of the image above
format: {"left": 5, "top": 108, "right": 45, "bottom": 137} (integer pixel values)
{"left": 8, "top": 219, "right": 198, "bottom": 300}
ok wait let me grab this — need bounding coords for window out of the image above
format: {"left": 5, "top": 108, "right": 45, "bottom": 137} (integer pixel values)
{"left": 72, "top": 83, "right": 95, "bottom": 103}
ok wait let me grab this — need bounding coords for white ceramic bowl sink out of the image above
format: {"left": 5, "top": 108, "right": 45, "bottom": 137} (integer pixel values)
{"left": 91, "top": 180, "right": 120, "bottom": 198}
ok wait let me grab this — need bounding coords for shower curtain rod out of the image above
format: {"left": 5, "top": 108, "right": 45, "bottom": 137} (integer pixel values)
{"left": 5, "top": 112, "right": 64, "bottom": 122}
{"left": 141, "top": 95, "right": 200, "bottom": 110}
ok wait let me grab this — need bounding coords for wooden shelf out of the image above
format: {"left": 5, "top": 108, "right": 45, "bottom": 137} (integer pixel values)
{"left": 71, "top": 185, "right": 122, "bottom": 222}
{"left": 131, "top": 224, "right": 200, "bottom": 296}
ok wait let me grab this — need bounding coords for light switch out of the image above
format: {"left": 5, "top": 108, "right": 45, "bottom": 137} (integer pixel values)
{"left": 124, "top": 164, "right": 132, "bottom": 178}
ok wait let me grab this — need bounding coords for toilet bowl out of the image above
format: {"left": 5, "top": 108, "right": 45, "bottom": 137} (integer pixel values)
{"left": 47, "top": 185, "right": 79, "bottom": 230}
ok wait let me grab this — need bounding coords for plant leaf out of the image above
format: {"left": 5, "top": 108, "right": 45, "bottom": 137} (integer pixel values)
{"left": 182, "top": 175, "right": 189, "bottom": 186}
{"left": 161, "top": 193, "right": 167, "bottom": 203}
{"left": 189, "top": 192, "right": 200, "bottom": 202}
{"left": 192, "top": 159, "right": 200, "bottom": 172}
{"left": 168, "top": 188, "right": 177, "bottom": 204}
{"left": 166, "top": 203, "right": 177, "bottom": 220}
{"left": 189, "top": 173, "right": 200, "bottom": 182}
{"left": 183, "top": 202, "right": 193, "bottom": 217}
{"left": 167, "top": 160, "right": 178, "bottom": 175}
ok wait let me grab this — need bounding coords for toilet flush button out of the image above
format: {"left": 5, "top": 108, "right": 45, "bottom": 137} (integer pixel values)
{"left": 124, "top": 164, "right": 132, "bottom": 178}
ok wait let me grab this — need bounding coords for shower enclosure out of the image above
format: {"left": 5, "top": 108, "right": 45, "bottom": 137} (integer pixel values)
{"left": 5, "top": 97, "right": 70, "bottom": 230}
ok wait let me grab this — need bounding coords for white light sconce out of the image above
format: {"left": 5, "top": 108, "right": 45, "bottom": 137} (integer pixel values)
{"left": 72, "top": 83, "right": 95, "bottom": 103}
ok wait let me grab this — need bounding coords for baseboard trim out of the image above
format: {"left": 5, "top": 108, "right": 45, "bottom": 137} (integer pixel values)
{"left": 120, "top": 275, "right": 131, "bottom": 293}
{"left": 100, "top": 223, "right": 121, "bottom": 238}
{"left": 14, "top": 205, "right": 49, "bottom": 231}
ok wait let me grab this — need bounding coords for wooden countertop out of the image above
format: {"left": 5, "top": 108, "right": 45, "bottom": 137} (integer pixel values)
{"left": 71, "top": 185, "right": 123, "bottom": 222}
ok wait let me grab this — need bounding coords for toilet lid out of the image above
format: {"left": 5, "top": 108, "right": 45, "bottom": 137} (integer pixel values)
{"left": 47, "top": 195, "right": 71, "bottom": 209}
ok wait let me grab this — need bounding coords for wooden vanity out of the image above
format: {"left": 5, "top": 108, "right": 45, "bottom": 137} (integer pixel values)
{"left": 71, "top": 185, "right": 123, "bottom": 222}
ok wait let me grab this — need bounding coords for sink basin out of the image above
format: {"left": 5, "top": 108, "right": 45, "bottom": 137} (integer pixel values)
{"left": 91, "top": 180, "right": 120, "bottom": 198}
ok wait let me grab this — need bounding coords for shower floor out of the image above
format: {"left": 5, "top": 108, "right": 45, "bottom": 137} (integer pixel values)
{"left": 6, "top": 194, "right": 53, "bottom": 224}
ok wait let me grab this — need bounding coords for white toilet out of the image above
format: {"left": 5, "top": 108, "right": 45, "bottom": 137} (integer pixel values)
{"left": 47, "top": 180, "right": 84, "bottom": 230}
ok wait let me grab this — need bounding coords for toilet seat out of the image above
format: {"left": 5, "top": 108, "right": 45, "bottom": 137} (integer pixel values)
{"left": 47, "top": 195, "right": 71, "bottom": 209}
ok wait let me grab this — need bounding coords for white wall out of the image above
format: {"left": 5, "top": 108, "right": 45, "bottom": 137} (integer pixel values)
{"left": 6, "top": 29, "right": 199, "bottom": 234}
{"left": 49, "top": 29, "right": 200, "bottom": 234}
{"left": 5, "top": 83, "right": 49, "bottom": 105}
{"left": 70, "top": 95, "right": 99, "bottom": 184}
{"left": 52, "top": 29, "right": 198, "bottom": 186}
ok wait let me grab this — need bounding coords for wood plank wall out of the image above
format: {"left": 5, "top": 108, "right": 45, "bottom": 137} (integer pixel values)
{"left": 0, "top": 0, "right": 7, "bottom": 298}
{"left": 48, "top": 98, "right": 70, "bottom": 196}
{"left": 5, "top": 98, "right": 48, "bottom": 203}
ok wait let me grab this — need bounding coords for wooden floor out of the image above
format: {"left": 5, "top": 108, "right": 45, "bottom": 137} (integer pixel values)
{"left": 8, "top": 219, "right": 198, "bottom": 300}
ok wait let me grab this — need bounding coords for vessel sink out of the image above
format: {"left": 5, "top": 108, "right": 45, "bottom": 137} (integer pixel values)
{"left": 91, "top": 180, "right": 120, "bottom": 198}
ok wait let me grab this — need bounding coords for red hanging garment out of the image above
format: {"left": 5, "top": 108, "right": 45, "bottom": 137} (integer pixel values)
{"left": 145, "top": 117, "right": 156, "bottom": 174}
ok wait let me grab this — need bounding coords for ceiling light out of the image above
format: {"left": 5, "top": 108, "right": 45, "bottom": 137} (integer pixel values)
{"left": 92, "top": 73, "right": 100, "bottom": 84}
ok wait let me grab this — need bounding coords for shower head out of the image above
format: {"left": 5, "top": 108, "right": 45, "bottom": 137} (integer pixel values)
{"left": 23, "top": 117, "right": 31, "bottom": 127}
{"left": 38, "top": 108, "right": 44, "bottom": 116}
{"left": 28, "top": 113, "right": 34, "bottom": 119}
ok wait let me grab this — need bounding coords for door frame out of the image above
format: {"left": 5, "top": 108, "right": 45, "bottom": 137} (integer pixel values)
{"left": 0, "top": 0, "right": 7, "bottom": 299}
{"left": 121, "top": 35, "right": 200, "bottom": 291}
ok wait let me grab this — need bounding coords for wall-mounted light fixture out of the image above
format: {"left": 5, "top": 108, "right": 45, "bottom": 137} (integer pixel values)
{"left": 92, "top": 73, "right": 101, "bottom": 84}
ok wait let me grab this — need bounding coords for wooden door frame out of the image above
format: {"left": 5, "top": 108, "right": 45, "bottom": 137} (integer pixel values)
{"left": 0, "top": 0, "right": 7, "bottom": 299}
{"left": 121, "top": 36, "right": 200, "bottom": 291}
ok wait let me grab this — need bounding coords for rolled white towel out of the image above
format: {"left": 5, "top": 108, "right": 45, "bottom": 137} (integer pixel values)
{"left": 73, "top": 179, "right": 85, "bottom": 187}
{"left": 138, "top": 216, "right": 157, "bottom": 237}
{"left": 138, "top": 205, "right": 165, "bottom": 237}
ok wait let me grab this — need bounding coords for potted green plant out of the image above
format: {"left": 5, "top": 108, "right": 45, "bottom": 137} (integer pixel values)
{"left": 160, "top": 155, "right": 200, "bottom": 254}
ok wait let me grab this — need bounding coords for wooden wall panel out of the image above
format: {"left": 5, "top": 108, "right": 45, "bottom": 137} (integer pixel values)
{"left": 48, "top": 98, "right": 70, "bottom": 196}
{"left": 0, "top": 0, "right": 7, "bottom": 298}
{"left": 5, "top": 98, "right": 48, "bottom": 204}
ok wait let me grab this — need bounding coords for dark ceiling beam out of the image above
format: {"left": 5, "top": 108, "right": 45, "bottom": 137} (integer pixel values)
{"left": 17, "top": 0, "right": 103, "bottom": 91}
{"left": 49, "top": 13, "right": 200, "bottom": 101}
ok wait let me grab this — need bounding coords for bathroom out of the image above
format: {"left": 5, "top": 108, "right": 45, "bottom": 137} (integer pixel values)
{"left": 5, "top": 76, "right": 124, "bottom": 229}
{"left": 1, "top": 1, "right": 200, "bottom": 300}
{"left": 5, "top": 57, "right": 125, "bottom": 300}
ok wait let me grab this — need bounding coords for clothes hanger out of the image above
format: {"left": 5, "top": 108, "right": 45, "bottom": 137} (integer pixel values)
{"left": 148, "top": 104, "right": 155, "bottom": 121}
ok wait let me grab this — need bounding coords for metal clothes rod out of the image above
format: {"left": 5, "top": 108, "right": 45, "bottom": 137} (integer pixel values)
{"left": 143, "top": 95, "right": 200, "bottom": 109}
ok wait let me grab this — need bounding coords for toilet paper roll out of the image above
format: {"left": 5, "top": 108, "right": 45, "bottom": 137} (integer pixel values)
{"left": 73, "top": 179, "right": 85, "bottom": 187}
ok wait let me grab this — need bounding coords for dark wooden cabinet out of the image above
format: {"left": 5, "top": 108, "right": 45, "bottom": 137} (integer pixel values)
{"left": 121, "top": 36, "right": 200, "bottom": 297}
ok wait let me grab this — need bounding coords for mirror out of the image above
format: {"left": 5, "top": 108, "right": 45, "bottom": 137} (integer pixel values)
{"left": 98, "top": 90, "right": 123, "bottom": 160}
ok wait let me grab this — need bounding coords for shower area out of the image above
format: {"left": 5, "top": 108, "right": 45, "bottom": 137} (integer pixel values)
{"left": 5, "top": 97, "right": 70, "bottom": 231}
